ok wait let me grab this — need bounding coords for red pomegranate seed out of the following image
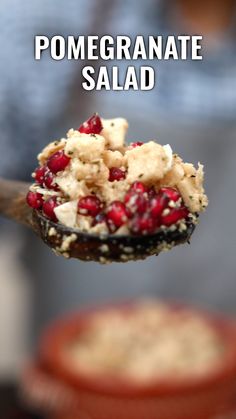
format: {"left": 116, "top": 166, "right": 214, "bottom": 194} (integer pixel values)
{"left": 125, "top": 192, "right": 148, "bottom": 215}
{"left": 148, "top": 187, "right": 157, "bottom": 198}
{"left": 106, "top": 201, "right": 128, "bottom": 230}
{"left": 78, "top": 113, "right": 103, "bottom": 134}
{"left": 42, "top": 197, "right": 59, "bottom": 222}
{"left": 130, "top": 181, "right": 148, "bottom": 194}
{"left": 47, "top": 151, "right": 70, "bottom": 174}
{"left": 130, "top": 214, "right": 158, "bottom": 235}
{"left": 26, "top": 191, "right": 44, "bottom": 210}
{"left": 34, "top": 166, "right": 47, "bottom": 185}
{"left": 44, "top": 171, "right": 59, "bottom": 191}
{"left": 130, "top": 141, "right": 144, "bottom": 148}
{"left": 149, "top": 194, "right": 168, "bottom": 218}
{"left": 109, "top": 167, "right": 126, "bottom": 182}
{"left": 159, "top": 187, "right": 181, "bottom": 202}
{"left": 161, "top": 207, "right": 189, "bottom": 227}
{"left": 78, "top": 195, "right": 103, "bottom": 217}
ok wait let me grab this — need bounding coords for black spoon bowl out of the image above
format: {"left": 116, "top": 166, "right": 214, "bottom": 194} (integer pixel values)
{"left": 32, "top": 210, "right": 195, "bottom": 263}
{"left": 0, "top": 178, "right": 196, "bottom": 263}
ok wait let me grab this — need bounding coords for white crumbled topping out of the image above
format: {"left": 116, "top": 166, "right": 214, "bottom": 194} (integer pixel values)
{"left": 60, "top": 233, "right": 77, "bottom": 252}
{"left": 48, "top": 227, "right": 57, "bottom": 237}
{"left": 69, "top": 159, "right": 109, "bottom": 185}
{"left": 54, "top": 201, "right": 78, "bottom": 228}
{"left": 162, "top": 208, "right": 170, "bottom": 216}
{"left": 65, "top": 131, "right": 106, "bottom": 162}
{"left": 76, "top": 214, "right": 93, "bottom": 231}
{"left": 65, "top": 301, "right": 225, "bottom": 382}
{"left": 179, "top": 222, "right": 187, "bottom": 232}
{"left": 163, "top": 144, "right": 173, "bottom": 171}
{"left": 103, "top": 150, "right": 125, "bottom": 168}
{"left": 90, "top": 222, "right": 109, "bottom": 235}
{"left": 114, "top": 225, "right": 130, "bottom": 235}
{"left": 177, "top": 163, "right": 208, "bottom": 213}
{"left": 126, "top": 142, "right": 172, "bottom": 185}
{"left": 123, "top": 246, "right": 134, "bottom": 253}
{"left": 99, "top": 244, "right": 109, "bottom": 253}
{"left": 160, "top": 158, "right": 208, "bottom": 213}
{"left": 38, "top": 139, "right": 67, "bottom": 165}
{"left": 30, "top": 184, "right": 61, "bottom": 197}
{"left": 57, "top": 174, "right": 91, "bottom": 201}
{"left": 101, "top": 118, "right": 128, "bottom": 150}
{"left": 101, "top": 180, "right": 129, "bottom": 205}
{"left": 160, "top": 160, "right": 185, "bottom": 187}
{"left": 32, "top": 116, "right": 208, "bottom": 232}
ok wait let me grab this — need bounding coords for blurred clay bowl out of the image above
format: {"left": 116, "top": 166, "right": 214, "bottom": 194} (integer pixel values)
{"left": 21, "top": 301, "right": 236, "bottom": 419}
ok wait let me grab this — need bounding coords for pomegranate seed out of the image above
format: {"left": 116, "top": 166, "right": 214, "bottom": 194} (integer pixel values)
{"left": 106, "top": 201, "right": 128, "bottom": 230}
{"left": 161, "top": 207, "right": 189, "bottom": 227}
{"left": 125, "top": 192, "right": 148, "bottom": 215}
{"left": 26, "top": 191, "right": 44, "bottom": 210}
{"left": 78, "top": 113, "right": 103, "bottom": 134}
{"left": 130, "top": 214, "right": 158, "bottom": 235}
{"left": 159, "top": 187, "right": 181, "bottom": 203}
{"left": 92, "top": 213, "right": 106, "bottom": 226}
{"left": 78, "top": 195, "right": 103, "bottom": 217}
{"left": 47, "top": 151, "right": 70, "bottom": 174}
{"left": 109, "top": 167, "right": 126, "bottom": 182}
{"left": 44, "top": 171, "right": 59, "bottom": 191}
{"left": 149, "top": 194, "right": 168, "bottom": 218}
{"left": 130, "top": 141, "right": 144, "bottom": 148}
{"left": 148, "top": 187, "right": 157, "bottom": 198}
{"left": 34, "top": 166, "right": 47, "bottom": 185}
{"left": 43, "top": 197, "right": 59, "bottom": 222}
{"left": 130, "top": 181, "right": 148, "bottom": 194}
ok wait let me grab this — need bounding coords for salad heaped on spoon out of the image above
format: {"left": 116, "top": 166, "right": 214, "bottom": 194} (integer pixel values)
{"left": 26, "top": 113, "right": 208, "bottom": 262}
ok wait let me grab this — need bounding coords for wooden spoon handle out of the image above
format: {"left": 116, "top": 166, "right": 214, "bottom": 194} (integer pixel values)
{"left": 0, "top": 178, "right": 32, "bottom": 226}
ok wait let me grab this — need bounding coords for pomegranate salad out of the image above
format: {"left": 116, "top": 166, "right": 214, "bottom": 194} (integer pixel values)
{"left": 26, "top": 114, "right": 208, "bottom": 236}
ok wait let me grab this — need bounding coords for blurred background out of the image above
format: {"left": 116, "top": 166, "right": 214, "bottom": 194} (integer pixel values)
{"left": 0, "top": 0, "right": 236, "bottom": 416}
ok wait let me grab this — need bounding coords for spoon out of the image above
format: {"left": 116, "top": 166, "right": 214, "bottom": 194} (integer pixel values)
{"left": 0, "top": 177, "right": 195, "bottom": 263}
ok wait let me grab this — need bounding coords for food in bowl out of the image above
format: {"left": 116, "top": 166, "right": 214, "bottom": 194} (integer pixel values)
{"left": 64, "top": 301, "right": 225, "bottom": 383}
{"left": 26, "top": 113, "right": 208, "bottom": 237}
{"left": 22, "top": 301, "right": 236, "bottom": 419}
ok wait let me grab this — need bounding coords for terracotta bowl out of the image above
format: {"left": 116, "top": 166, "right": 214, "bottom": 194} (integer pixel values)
{"left": 21, "top": 302, "right": 236, "bottom": 419}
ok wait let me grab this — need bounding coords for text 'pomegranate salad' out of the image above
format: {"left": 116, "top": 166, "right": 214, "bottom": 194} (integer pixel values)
{"left": 26, "top": 114, "right": 208, "bottom": 236}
